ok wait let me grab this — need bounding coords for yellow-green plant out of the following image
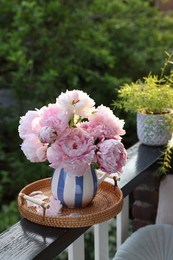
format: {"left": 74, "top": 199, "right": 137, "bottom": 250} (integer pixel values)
{"left": 160, "top": 136, "right": 173, "bottom": 174}
{"left": 114, "top": 51, "right": 173, "bottom": 115}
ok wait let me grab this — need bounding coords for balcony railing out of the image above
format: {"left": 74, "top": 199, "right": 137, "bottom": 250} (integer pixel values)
{"left": 0, "top": 142, "right": 163, "bottom": 260}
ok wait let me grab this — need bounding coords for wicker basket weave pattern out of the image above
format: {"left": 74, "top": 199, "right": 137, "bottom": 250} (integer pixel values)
{"left": 18, "top": 178, "right": 123, "bottom": 228}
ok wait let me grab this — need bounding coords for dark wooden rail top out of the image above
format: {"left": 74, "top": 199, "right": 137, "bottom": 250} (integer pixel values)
{"left": 0, "top": 142, "right": 163, "bottom": 260}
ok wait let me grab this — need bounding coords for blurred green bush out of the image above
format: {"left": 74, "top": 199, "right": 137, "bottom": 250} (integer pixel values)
{"left": 1, "top": 0, "right": 173, "bottom": 240}
{"left": 1, "top": 0, "right": 173, "bottom": 109}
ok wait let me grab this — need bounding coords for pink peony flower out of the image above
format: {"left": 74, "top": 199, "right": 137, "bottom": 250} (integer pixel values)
{"left": 96, "top": 139, "right": 127, "bottom": 174}
{"left": 21, "top": 134, "right": 48, "bottom": 162}
{"left": 37, "top": 195, "right": 62, "bottom": 216}
{"left": 39, "top": 126, "right": 57, "bottom": 144}
{"left": 39, "top": 103, "right": 70, "bottom": 137}
{"left": 45, "top": 195, "right": 62, "bottom": 216}
{"left": 18, "top": 90, "right": 128, "bottom": 177}
{"left": 56, "top": 90, "right": 95, "bottom": 118}
{"left": 81, "top": 105, "right": 125, "bottom": 140}
{"left": 18, "top": 110, "right": 41, "bottom": 139}
{"left": 47, "top": 128, "right": 96, "bottom": 176}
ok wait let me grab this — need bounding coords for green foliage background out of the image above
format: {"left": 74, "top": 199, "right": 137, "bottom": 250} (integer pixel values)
{"left": 1, "top": 0, "right": 173, "bottom": 257}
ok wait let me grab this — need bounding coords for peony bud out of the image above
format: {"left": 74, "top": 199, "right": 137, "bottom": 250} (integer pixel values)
{"left": 39, "top": 126, "right": 57, "bottom": 144}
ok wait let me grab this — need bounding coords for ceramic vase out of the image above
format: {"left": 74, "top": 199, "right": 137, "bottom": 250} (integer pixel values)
{"left": 51, "top": 166, "right": 107, "bottom": 208}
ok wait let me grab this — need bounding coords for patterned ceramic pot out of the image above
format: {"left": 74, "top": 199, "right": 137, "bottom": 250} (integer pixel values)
{"left": 137, "top": 112, "right": 172, "bottom": 146}
{"left": 51, "top": 166, "right": 107, "bottom": 208}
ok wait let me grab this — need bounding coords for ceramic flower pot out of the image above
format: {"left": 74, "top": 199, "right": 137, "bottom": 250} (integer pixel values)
{"left": 51, "top": 166, "right": 107, "bottom": 208}
{"left": 137, "top": 112, "right": 172, "bottom": 146}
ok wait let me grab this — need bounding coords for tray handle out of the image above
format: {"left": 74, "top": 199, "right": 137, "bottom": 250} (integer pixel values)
{"left": 19, "top": 192, "right": 50, "bottom": 218}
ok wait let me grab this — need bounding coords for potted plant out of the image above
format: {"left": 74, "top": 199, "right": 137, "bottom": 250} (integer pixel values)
{"left": 114, "top": 51, "right": 173, "bottom": 146}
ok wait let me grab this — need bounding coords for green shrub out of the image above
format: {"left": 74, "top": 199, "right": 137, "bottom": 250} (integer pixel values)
{"left": 0, "top": 201, "right": 21, "bottom": 232}
{"left": 1, "top": 0, "right": 173, "bottom": 110}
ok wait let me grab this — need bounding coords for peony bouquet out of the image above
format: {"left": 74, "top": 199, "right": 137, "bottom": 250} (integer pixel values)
{"left": 18, "top": 90, "right": 127, "bottom": 177}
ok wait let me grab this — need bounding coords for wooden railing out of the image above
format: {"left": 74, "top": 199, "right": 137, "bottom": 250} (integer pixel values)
{"left": 0, "top": 142, "right": 163, "bottom": 260}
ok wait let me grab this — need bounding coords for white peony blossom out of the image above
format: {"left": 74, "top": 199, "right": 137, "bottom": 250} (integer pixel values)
{"left": 56, "top": 89, "right": 96, "bottom": 118}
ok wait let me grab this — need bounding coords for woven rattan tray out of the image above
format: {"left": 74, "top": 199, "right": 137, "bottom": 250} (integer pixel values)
{"left": 18, "top": 178, "right": 123, "bottom": 228}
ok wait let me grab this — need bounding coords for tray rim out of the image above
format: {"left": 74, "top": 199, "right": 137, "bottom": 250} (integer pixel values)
{"left": 18, "top": 177, "right": 123, "bottom": 228}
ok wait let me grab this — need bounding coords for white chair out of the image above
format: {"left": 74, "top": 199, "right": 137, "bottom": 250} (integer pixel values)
{"left": 113, "top": 224, "right": 173, "bottom": 260}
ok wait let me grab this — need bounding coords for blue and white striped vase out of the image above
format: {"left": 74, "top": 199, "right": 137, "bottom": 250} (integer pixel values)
{"left": 51, "top": 166, "right": 107, "bottom": 208}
